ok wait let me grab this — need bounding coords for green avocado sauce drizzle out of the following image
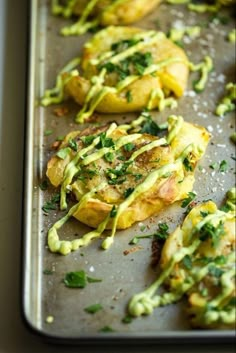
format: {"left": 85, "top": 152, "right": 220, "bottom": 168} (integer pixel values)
{"left": 41, "top": 57, "right": 80, "bottom": 106}
{"left": 41, "top": 27, "right": 213, "bottom": 122}
{"left": 127, "top": 190, "right": 235, "bottom": 325}
{"left": 53, "top": 0, "right": 128, "bottom": 36}
{"left": 216, "top": 82, "right": 236, "bottom": 116}
{"left": 47, "top": 114, "right": 204, "bottom": 255}
{"left": 189, "top": 56, "right": 213, "bottom": 93}
{"left": 52, "top": 0, "right": 78, "bottom": 18}
{"left": 228, "top": 29, "right": 236, "bottom": 43}
{"left": 61, "top": 0, "right": 100, "bottom": 36}
{"left": 168, "top": 26, "right": 201, "bottom": 43}
{"left": 167, "top": 0, "right": 222, "bottom": 13}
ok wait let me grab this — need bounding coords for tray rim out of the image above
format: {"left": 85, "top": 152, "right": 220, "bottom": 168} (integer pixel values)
{"left": 21, "top": 0, "right": 236, "bottom": 343}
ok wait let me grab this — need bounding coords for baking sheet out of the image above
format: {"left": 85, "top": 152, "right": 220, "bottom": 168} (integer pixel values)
{"left": 22, "top": 0, "right": 236, "bottom": 342}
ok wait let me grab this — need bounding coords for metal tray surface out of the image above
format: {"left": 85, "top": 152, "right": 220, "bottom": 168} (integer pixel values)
{"left": 23, "top": 0, "right": 236, "bottom": 343}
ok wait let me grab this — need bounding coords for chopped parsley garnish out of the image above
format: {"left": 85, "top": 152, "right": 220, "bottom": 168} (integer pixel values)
{"left": 110, "top": 205, "right": 117, "bottom": 218}
{"left": 106, "top": 161, "right": 132, "bottom": 184}
{"left": 68, "top": 138, "right": 78, "bottom": 152}
{"left": 219, "top": 160, "right": 228, "bottom": 173}
{"left": 134, "top": 173, "right": 143, "bottom": 181}
{"left": 124, "top": 187, "right": 134, "bottom": 198}
{"left": 56, "top": 147, "right": 71, "bottom": 160}
{"left": 122, "top": 315, "right": 133, "bottom": 324}
{"left": 99, "top": 52, "right": 153, "bottom": 80}
{"left": 104, "top": 152, "right": 115, "bottom": 163}
{"left": 99, "top": 326, "right": 114, "bottom": 333}
{"left": 183, "top": 157, "right": 193, "bottom": 172}
{"left": 200, "top": 211, "right": 209, "bottom": 218}
{"left": 97, "top": 132, "right": 115, "bottom": 149}
{"left": 84, "top": 304, "right": 103, "bottom": 314}
{"left": 42, "top": 193, "right": 60, "bottom": 213}
{"left": 214, "top": 255, "right": 227, "bottom": 265}
{"left": 111, "top": 38, "right": 140, "bottom": 52}
{"left": 117, "top": 154, "right": 126, "bottom": 161}
{"left": 140, "top": 112, "right": 166, "bottom": 136}
{"left": 209, "top": 162, "right": 218, "bottom": 170}
{"left": 44, "top": 129, "right": 53, "bottom": 136}
{"left": 64, "top": 271, "right": 87, "bottom": 288}
{"left": 125, "top": 90, "right": 133, "bottom": 103}
{"left": 209, "top": 160, "right": 228, "bottom": 172}
{"left": 81, "top": 135, "right": 96, "bottom": 146}
{"left": 199, "top": 221, "right": 225, "bottom": 247}
{"left": 77, "top": 167, "right": 98, "bottom": 180}
{"left": 182, "top": 255, "right": 192, "bottom": 270}
{"left": 56, "top": 135, "right": 65, "bottom": 141}
{"left": 220, "top": 203, "right": 232, "bottom": 213}
{"left": 87, "top": 276, "right": 103, "bottom": 283}
{"left": 43, "top": 269, "right": 53, "bottom": 275}
{"left": 154, "top": 222, "right": 169, "bottom": 241}
{"left": 132, "top": 52, "right": 153, "bottom": 74}
{"left": 129, "top": 234, "right": 152, "bottom": 245}
{"left": 108, "top": 177, "right": 126, "bottom": 185}
{"left": 63, "top": 270, "right": 102, "bottom": 288}
{"left": 39, "top": 180, "right": 48, "bottom": 191}
{"left": 124, "top": 142, "right": 135, "bottom": 152}
{"left": 208, "top": 265, "right": 224, "bottom": 278}
{"left": 181, "top": 192, "right": 196, "bottom": 208}
{"left": 129, "top": 222, "right": 169, "bottom": 245}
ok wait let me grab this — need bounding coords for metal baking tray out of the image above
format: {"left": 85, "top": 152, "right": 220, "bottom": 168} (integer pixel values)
{"left": 22, "top": 0, "right": 236, "bottom": 343}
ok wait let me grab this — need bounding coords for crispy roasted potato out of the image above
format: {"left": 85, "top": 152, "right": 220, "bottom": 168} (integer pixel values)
{"left": 66, "top": 0, "right": 162, "bottom": 26}
{"left": 65, "top": 26, "right": 189, "bottom": 115}
{"left": 46, "top": 117, "right": 209, "bottom": 230}
{"left": 160, "top": 200, "right": 235, "bottom": 329}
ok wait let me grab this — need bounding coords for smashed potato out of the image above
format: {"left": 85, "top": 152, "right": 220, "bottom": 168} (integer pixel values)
{"left": 63, "top": 26, "right": 189, "bottom": 122}
{"left": 128, "top": 189, "right": 236, "bottom": 329}
{"left": 46, "top": 115, "right": 210, "bottom": 254}
{"left": 53, "top": 0, "right": 162, "bottom": 34}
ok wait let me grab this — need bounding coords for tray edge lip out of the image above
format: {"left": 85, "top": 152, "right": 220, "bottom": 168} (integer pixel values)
{"left": 20, "top": 0, "right": 236, "bottom": 343}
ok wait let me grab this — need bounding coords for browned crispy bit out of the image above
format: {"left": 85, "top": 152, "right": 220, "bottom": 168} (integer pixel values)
{"left": 151, "top": 239, "right": 163, "bottom": 267}
{"left": 85, "top": 114, "right": 99, "bottom": 123}
{"left": 51, "top": 140, "right": 61, "bottom": 149}
{"left": 53, "top": 106, "right": 69, "bottom": 117}
{"left": 123, "top": 246, "right": 143, "bottom": 256}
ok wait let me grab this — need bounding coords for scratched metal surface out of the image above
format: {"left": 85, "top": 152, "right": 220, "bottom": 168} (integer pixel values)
{"left": 22, "top": 0, "right": 235, "bottom": 342}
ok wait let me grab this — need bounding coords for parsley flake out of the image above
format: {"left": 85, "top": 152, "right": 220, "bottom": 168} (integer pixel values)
{"left": 68, "top": 138, "right": 78, "bottom": 152}
{"left": 183, "top": 255, "right": 192, "bottom": 270}
{"left": 64, "top": 270, "right": 102, "bottom": 288}
{"left": 81, "top": 135, "right": 96, "bottom": 146}
{"left": 42, "top": 193, "right": 60, "bottom": 213}
{"left": 97, "top": 132, "right": 115, "bottom": 149}
{"left": 84, "top": 304, "right": 103, "bottom": 314}
{"left": 124, "top": 143, "right": 135, "bottom": 152}
{"left": 124, "top": 187, "right": 134, "bottom": 198}
{"left": 110, "top": 205, "right": 117, "bottom": 218}
{"left": 219, "top": 160, "right": 228, "bottom": 173}
{"left": 181, "top": 192, "right": 196, "bottom": 208}
{"left": 104, "top": 152, "right": 114, "bottom": 163}
{"left": 125, "top": 90, "right": 133, "bottom": 103}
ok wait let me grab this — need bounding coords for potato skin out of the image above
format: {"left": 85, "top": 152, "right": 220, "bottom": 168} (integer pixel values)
{"left": 72, "top": 0, "right": 162, "bottom": 25}
{"left": 47, "top": 121, "right": 209, "bottom": 230}
{"left": 65, "top": 26, "right": 189, "bottom": 113}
